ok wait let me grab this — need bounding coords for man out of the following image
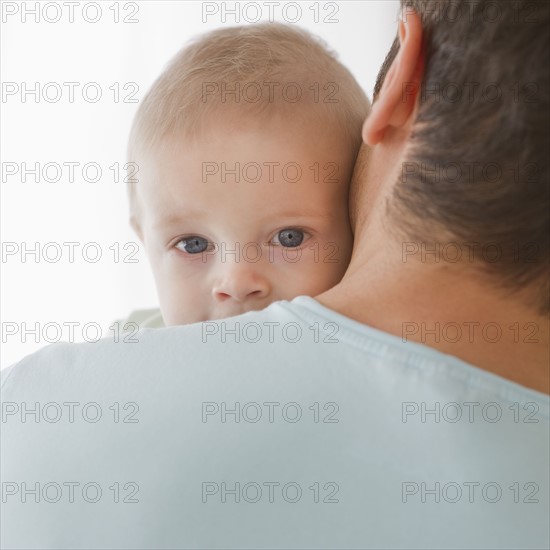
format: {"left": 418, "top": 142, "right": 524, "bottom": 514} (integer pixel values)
{"left": 2, "top": 1, "right": 548, "bottom": 548}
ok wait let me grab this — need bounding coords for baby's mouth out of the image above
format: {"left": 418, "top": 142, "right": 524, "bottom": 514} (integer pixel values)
{"left": 211, "top": 303, "right": 267, "bottom": 321}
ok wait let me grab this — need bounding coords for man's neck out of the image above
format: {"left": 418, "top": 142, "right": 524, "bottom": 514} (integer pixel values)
{"left": 316, "top": 240, "right": 550, "bottom": 395}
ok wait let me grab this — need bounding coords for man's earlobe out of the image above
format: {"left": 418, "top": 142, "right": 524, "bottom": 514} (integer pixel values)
{"left": 363, "top": 9, "right": 424, "bottom": 146}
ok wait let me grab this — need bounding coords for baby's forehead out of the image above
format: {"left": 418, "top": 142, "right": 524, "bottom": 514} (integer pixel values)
{"left": 150, "top": 108, "right": 353, "bottom": 161}
{"left": 131, "top": 110, "right": 357, "bottom": 225}
{"left": 138, "top": 129, "right": 351, "bottom": 207}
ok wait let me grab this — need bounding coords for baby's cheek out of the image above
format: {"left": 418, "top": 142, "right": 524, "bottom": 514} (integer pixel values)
{"left": 272, "top": 245, "right": 347, "bottom": 298}
{"left": 156, "top": 256, "right": 210, "bottom": 322}
{"left": 312, "top": 252, "right": 350, "bottom": 290}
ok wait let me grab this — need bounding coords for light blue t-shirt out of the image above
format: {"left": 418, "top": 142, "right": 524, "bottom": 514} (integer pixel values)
{"left": 1, "top": 296, "right": 548, "bottom": 549}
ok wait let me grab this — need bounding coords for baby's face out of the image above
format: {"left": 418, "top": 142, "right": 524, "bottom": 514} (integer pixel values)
{"left": 135, "top": 116, "right": 354, "bottom": 325}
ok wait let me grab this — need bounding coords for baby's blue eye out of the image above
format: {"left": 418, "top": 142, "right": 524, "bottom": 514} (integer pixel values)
{"left": 277, "top": 229, "right": 304, "bottom": 248}
{"left": 177, "top": 236, "right": 209, "bottom": 254}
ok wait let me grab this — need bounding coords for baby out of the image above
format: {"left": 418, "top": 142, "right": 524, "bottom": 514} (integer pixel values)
{"left": 126, "top": 23, "right": 369, "bottom": 326}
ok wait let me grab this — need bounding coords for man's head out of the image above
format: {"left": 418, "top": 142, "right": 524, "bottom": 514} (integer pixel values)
{"left": 127, "top": 23, "right": 369, "bottom": 325}
{"left": 352, "top": 0, "right": 549, "bottom": 314}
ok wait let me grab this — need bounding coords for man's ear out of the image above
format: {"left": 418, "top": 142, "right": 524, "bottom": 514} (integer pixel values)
{"left": 363, "top": 8, "right": 425, "bottom": 146}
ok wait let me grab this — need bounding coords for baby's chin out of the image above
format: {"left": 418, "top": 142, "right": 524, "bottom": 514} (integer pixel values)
{"left": 162, "top": 293, "right": 311, "bottom": 327}
{"left": 162, "top": 302, "right": 279, "bottom": 326}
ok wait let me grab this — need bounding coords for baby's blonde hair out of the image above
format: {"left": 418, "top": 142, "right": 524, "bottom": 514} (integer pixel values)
{"left": 127, "top": 23, "right": 370, "bottom": 220}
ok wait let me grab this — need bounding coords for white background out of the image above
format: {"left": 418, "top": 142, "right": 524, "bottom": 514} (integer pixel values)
{"left": 1, "top": 0, "right": 400, "bottom": 368}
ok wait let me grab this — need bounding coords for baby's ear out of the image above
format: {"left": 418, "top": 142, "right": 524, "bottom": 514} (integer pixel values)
{"left": 129, "top": 215, "right": 143, "bottom": 242}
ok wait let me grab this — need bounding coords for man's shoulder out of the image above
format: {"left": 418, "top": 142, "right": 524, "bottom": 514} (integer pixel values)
{"left": 0, "top": 301, "right": 304, "bottom": 397}
{"left": 3, "top": 296, "right": 548, "bottom": 414}
{"left": 2, "top": 297, "right": 549, "bottom": 548}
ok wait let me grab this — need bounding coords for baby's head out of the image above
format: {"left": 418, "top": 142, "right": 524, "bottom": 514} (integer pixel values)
{"left": 128, "top": 23, "right": 369, "bottom": 325}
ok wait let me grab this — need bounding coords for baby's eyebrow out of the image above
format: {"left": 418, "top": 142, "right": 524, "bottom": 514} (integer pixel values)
{"left": 152, "top": 209, "right": 336, "bottom": 231}
{"left": 266, "top": 209, "right": 337, "bottom": 221}
{"left": 152, "top": 211, "right": 205, "bottom": 230}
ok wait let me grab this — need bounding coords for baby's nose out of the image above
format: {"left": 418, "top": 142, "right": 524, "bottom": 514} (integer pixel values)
{"left": 212, "top": 262, "right": 271, "bottom": 303}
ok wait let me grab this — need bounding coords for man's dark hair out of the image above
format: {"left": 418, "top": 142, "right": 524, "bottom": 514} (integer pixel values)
{"left": 375, "top": 0, "right": 549, "bottom": 313}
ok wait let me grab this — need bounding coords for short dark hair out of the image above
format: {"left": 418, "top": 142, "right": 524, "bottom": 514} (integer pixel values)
{"left": 376, "top": 0, "right": 549, "bottom": 313}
